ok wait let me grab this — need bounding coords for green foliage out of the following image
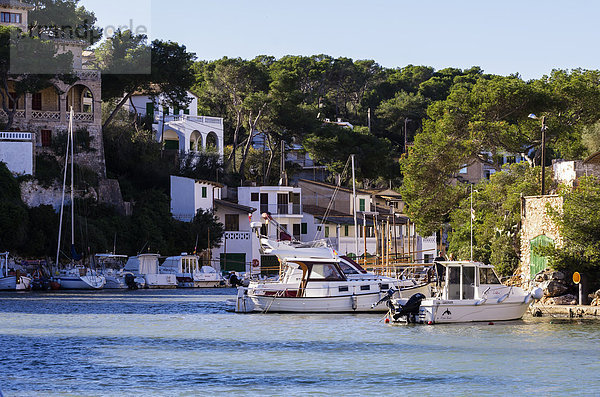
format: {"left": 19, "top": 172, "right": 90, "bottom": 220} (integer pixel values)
{"left": 34, "top": 153, "right": 62, "bottom": 188}
{"left": 448, "top": 163, "right": 544, "bottom": 276}
{"left": 546, "top": 177, "right": 600, "bottom": 279}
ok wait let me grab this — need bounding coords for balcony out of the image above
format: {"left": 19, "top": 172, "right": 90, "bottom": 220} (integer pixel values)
{"left": 258, "top": 203, "right": 303, "bottom": 216}
{"left": 158, "top": 114, "right": 223, "bottom": 125}
{"left": 74, "top": 69, "right": 101, "bottom": 81}
{"left": 224, "top": 231, "right": 251, "bottom": 241}
{"left": 0, "top": 131, "right": 33, "bottom": 141}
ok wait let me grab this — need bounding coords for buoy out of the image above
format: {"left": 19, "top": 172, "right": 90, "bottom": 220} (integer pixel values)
{"left": 427, "top": 321, "right": 433, "bottom": 325}
{"left": 488, "top": 322, "right": 494, "bottom": 325}
{"left": 385, "top": 318, "right": 390, "bottom": 324}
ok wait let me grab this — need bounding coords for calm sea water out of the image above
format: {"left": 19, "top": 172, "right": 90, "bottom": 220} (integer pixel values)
{"left": 0, "top": 289, "right": 599, "bottom": 396}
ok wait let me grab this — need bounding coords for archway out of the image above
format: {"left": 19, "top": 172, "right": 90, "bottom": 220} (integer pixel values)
{"left": 190, "top": 130, "right": 202, "bottom": 152}
{"left": 66, "top": 84, "right": 94, "bottom": 114}
{"left": 163, "top": 129, "right": 180, "bottom": 151}
{"left": 206, "top": 131, "right": 218, "bottom": 152}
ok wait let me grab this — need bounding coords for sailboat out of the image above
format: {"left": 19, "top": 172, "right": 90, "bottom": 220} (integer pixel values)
{"left": 54, "top": 108, "right": 105, "bottom": 290}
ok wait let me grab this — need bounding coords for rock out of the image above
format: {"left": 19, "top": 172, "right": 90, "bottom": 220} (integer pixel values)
{"left": 540, "top": 280, "right": 569, "bottom": 298}
{"left": 591, "top": 298, "right": 600, "bottom": 307}
{"left": 546, "top": 294, "right": 578, "bottom": 305}
{"left": 550, "top": 271, "right": 565, "bottom": 281}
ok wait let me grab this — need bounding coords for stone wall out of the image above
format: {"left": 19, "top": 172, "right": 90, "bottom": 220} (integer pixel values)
{"left": 519, "top": 195, "right": 563, "bottom": 282}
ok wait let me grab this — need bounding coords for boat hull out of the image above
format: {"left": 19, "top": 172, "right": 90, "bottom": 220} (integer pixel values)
{"left": 58, "top": 275, "right": 105, "bottom": 290}
{"left": 237, "top": 289, "right": 387, "bottom": 313}
{"left": 419, "top": 300, "right": 530, "bottom": 324}
{"left": 103, "top": 275, "right": 127, "bottom": 289}
{"left": 144, "top": 274, "right": 177, "bottom": 289}
{"left": 0, "top": 276, "right": 16, "bottom": 291}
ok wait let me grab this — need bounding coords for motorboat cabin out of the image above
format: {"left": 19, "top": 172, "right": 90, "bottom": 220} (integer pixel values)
{"left": 161, "top": 253, "right": 222, "bottom": 288}
{"left": 124, "top": 254, "right": 177, "bottom": 289}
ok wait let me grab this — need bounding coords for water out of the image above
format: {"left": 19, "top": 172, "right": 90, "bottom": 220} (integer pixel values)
{"left": 1, "top": 289, "right": 599, "bottom": 396}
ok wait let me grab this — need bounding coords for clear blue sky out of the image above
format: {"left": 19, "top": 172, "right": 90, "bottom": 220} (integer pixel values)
{"left": 81, "top": 0, "right": 599, "bottom": 80}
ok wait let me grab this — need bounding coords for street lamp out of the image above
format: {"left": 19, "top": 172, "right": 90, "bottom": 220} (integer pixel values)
{"left": 528, "top": 114, "right": 547, "bottom": 195}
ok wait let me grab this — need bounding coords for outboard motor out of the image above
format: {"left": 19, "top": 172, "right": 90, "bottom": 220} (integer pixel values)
{"left": 229, "top": 272, "right": 242, "bottom": 288}
{"left": 372, "top": 289, "right": 397, "bottom": 311}
{"left": 124, "top": 273, "right": 138, "bottom": 290}
{"left": 393, "top": 293, "right": 426, "bottom": 323}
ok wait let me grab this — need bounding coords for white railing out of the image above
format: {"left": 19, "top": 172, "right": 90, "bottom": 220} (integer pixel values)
{"left": 0, "top": 131, "right": 32, "bottom": 141}
{"left": 224, "top": 231, "right": 251, "bottom": 240}
{"left": 159, "top": 114, "right": 224, "bottom": 126}
{"left": 31, "top": 110, "right": 60, "bottom": 120}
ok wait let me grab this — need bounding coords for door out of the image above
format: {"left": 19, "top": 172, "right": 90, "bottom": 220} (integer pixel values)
{"left": 277, "top": 193, "right": 289, "bottom": 214}
{"left": 462, "top": 266, "right": 476, "bottom": 299}
{"left": 530, "top": 235, "right": 554, "bottom": 278}
{"left": 260, "top": 193, "right": 269, "bottom": 214}
{"left": 41, "top": 129, "right": 52, "bottom": 147}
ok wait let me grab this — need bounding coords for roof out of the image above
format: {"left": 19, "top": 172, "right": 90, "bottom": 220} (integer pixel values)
{"left": 0, "top": 0, "right": 34, "bottom": 9}
{"left": 195, "top": 179, "right": 224, "bottom": 188}
{"left": 302, "top": 204, "right": 351, "bottom": 218}
{"left": 303, "top": 204, "right": 409, "bottom": 225}
{"left": 584, "top": 151, "right": 600, "bottom": 165}
{"left": 298, "top": 179, "right": 372, "bottom": 195}
{"left": 215, "top": 199, "right": 256, "bottom": 214}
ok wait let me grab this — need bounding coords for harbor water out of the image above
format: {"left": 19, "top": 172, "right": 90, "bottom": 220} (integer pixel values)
{"left": 1, "top": 289, "right": 599, "bottom": 396}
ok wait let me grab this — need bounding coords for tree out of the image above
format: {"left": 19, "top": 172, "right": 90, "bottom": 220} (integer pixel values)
{"left": 376, "top": 91, "right": 429, "bottom": 150}
{"left": 545, "top": 177, "right": 600, "bottom": 282}
{"left": 448, "top": 163, "right": 546, "bottom": 276}
{"left": 98, "top": 32, "right": 196, "bottom": 129}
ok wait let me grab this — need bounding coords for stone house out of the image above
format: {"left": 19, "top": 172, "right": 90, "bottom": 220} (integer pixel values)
{"left": 0, "top": 1, "right": 105, "bottom": 175}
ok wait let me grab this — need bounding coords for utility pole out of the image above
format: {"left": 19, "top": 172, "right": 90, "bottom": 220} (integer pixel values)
{"left": 540, "top": 116, "right": 547, "bottom": 196}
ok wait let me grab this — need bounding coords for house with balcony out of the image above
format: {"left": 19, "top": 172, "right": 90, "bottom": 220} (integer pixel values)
{"left": 0, "top": 1, "right": 105, "bottom": 175}
{"left": 125, "top": 91, "right": 224, "bottom": 158}
{"left": 170, "top": 175, "right": 260, "bottom": 274}
{"left": 456, "top": 152, "right": 526, "bottom": 184}
{"left": 298, "top": 179, "right": 437, "bottom": 262}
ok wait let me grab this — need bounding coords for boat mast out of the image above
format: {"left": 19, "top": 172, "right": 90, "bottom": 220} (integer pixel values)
{"left": 55, "top": 108, "right": 73, "bottom": 269}
{"left": 470, "top": 184, "right": 473, "bottom": 262}
{"left": 351, "top": 154, "right": 359, "bottom": 259}
{"left": 70, "top": 107, "right": 75, "bottom": 265}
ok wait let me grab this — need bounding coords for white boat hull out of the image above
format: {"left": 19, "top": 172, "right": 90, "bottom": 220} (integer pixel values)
{"left": 0, "top": 276, "right": 16, "bottom": 291}
{"left": 144, "top": 274, "right": 177, "bottom": 289}
{"left": 419, "top": 300, "right": 531, "bottom": 323}
{"left": 16, "top": 276, "right": 31, "bottom": 291}
{"left": 237, "top": 288, "right": 387, "bottom": 313}
{"left": 103, "top": 275, "right": 127, "bottom": 289}
{"left": 58, "top": 275, "right": 105, "bottom": 290}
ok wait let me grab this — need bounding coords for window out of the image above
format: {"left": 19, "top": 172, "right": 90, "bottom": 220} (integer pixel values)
{"left": 260, "top": 193, "right": 269, "bottom": 214}
{"left": 325, "top": 226, "right": 330, "bottom": 238}
{"left": 224, "top": 214, "right": 239, "bottom": 231}
{"left": 290, "top": 192, "right": 301, "bottom": 214}
{"left": 301, "top": 223, "right": 307, "bottom": 235}
{"left": 174, "top": 107, "right": 180, "bottom": 115}
{"left": 479, "top": 268, "right": 501, "bottom": 285}
{"left": 308, "top": 263, "right": 345, "bottom": 281}
{"left": 459, "top": 166, "right": 468, "bottom": 174}
{"left": 32, "top": 93, "right": 42, "bottom": 111}
{"left": 41, "top": 130, "right": 52, "bottom": 147}
{"left": 359, "top": 198, "right": 366, "bottom": 212}
{"left": 1, "top": 12, "right": 22, "bottom": 24}
{"left": 8, "top": 92, "right": 16, "bottom": 109}
{"left": 277, "top": 193, "right": 289, "bottom": 214}
{"left": 484, "top": 170, "right": 492, "bottom": 180}
{"left": 146, "top": 102, "right": 154, "bottom": 119}
{"left": 201, "top": 186, "right": 207, "bottom": 198}
{"left": 344, "top": 225, "right": 349, "bottom": 237}
{"left": 163, "top": 107, "right": 169, "bottom": 115}
{"left": 293, "top": 224, "right": 301, "bottom": 239}
{"left": 183, "top": 109, "right": 190, "bottom": 115}
{"left": 251, "top": 192, "right": 259, "bottom": 202}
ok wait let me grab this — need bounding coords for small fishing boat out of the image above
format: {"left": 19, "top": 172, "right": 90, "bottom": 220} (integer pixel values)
{"left": 124, "top": 254, "right": 177, "bottom": 289}
{"left": 161, "top": 253, "right": 223, "bottom": 288}
{"left": 380, "top": 261, "right": 543, "bottom": 324}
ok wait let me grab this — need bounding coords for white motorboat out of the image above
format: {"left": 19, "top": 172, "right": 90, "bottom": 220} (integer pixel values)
{"left": 383, "top": 261, "right": 543, "bottom": 324}
{"left": 95, "top": 254, "right": 129, "bottom": 289}
{"left": 0, "top": 252, "right": 32, "bottom": 291}
{"left": 124, "top": 254, "right": 177, "bottom": 289}
{"left": 56, "top": 266, "right": 106, "bottom": 290}
{"left": 161, "top": 253, "right": 223, "bottom": 288}
{"left": 236, "top": 256, "right": 386, "bottom": 313}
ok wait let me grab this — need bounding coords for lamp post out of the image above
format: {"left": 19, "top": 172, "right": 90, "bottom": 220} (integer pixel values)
{"left": 529, "top": 114, "right": 547, "bottom": 195}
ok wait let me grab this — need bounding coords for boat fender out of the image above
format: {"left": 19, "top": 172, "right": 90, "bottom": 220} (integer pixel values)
{"left": 531, "top": 287, "right": 544, "bottom": 300}
{"left": 351, "top": 295, "right": 358, "bottom": 311}
{"left": 497, "top": 293, "right": 510, "bottom": 303}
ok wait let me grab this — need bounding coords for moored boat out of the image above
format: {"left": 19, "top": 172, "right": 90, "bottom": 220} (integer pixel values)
{"left": 382, "top": 261, "right": 543, "bottom": 324}
{"left": 161, "top": 253, "right": 223, "bottom": 288}
{"left": 124, "top": 254, "right": 177, "bottom": 289}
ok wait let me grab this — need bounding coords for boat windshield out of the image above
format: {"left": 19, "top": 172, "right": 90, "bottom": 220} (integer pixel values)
{"left": 339, "top": 261, "right": 360, "bottom": 275}
{"left": 308, "top": 263, "right": 345, "bottom": 281}
{"left": 479, "top": 268, "right": 501, "bottom": 284}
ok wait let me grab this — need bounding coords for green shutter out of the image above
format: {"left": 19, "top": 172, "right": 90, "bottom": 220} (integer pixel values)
{"left": 530, "top": 235, "right": 555, "bottom": 278}
{"left": 359, "top": 199, "right": 366, "bottom": 212}
{"left": 184, "top": 109, "right": 190, "bottom": 115}
{"left": 301, "top": 223, "right": 307, "bottom": 235}
{"left": 202, "top": 186, "right": 207, "bottom": 198}
{"left": 163, "top": 107, "right": 169, "bottom": 115}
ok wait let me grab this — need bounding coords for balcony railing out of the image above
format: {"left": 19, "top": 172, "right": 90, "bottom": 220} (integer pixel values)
{"left": 257, "top": 203, "right": 302, "bottom": 216}
{"left": 0, "top": 131, "right": 32, "bottom": 141}
{"left": 74, "top": 69, "right": 101, "bottom": 80}
{"left": 31, "top": 110, "right": 60, "bottom": 121}
{"left": 159, "top": 114, "right": 223, "bottom": 126}
{"left": 0, "top": 110, "right": 25, "bottom": 119}
{"left": 224, "top": 231, "right": 251, "bottom": 240}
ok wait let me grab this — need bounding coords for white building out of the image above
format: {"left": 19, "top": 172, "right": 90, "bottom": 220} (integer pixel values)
{"left": 170, "top": 175, "right": 260, "bottom": 274}
{"left": 0, "top": 131, "right": 34, "bottom": 175}
{"left": 125, "top": 91, "right": 224, "bottom": 157}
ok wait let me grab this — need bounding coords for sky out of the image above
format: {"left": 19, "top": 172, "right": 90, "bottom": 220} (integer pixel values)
{"left": 80, "top": 0, "right": 600, "bottom": 80}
